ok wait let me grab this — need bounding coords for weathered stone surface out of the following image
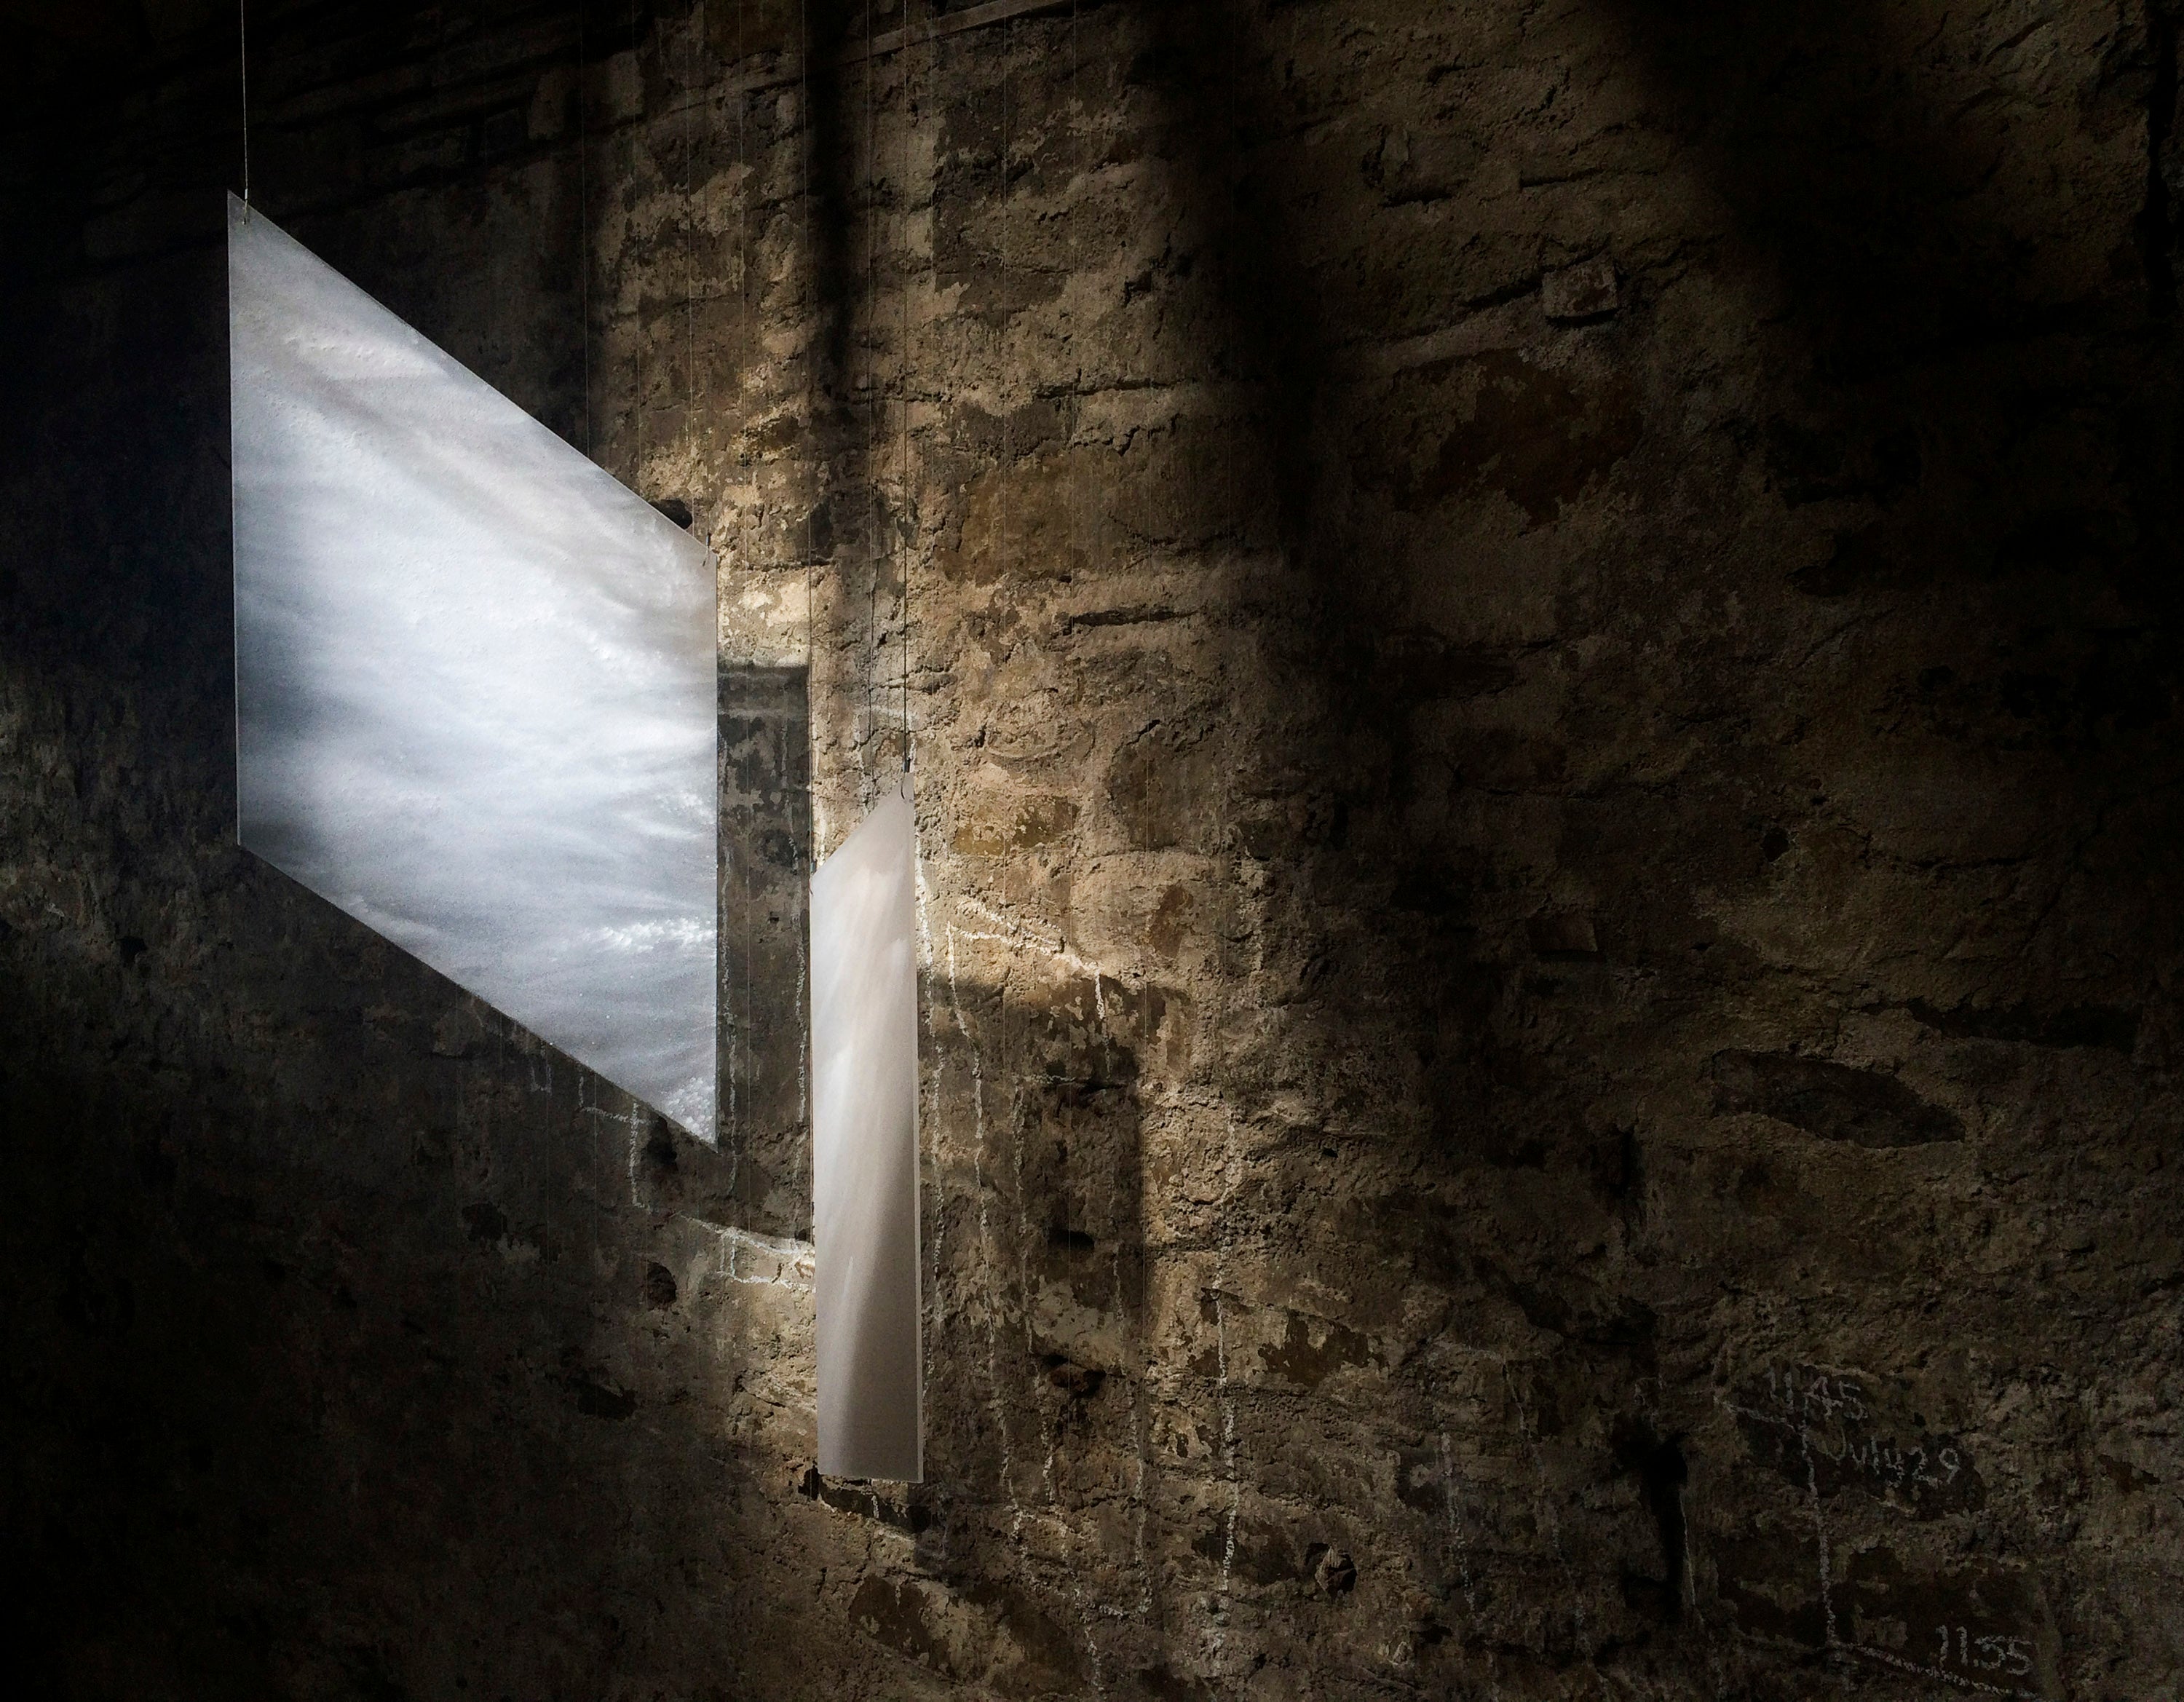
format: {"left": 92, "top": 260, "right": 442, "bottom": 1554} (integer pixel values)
{"left": 4, "top": 1, "right": 2183, "bottom": 1698}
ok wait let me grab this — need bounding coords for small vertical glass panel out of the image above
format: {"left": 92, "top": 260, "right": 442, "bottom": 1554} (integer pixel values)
{"left": 810, "top": 788, "right": 922, "bottom": 1481}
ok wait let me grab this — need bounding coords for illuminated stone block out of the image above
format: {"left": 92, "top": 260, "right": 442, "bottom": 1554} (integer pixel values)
{"left": 229, "top": 194, "right": 718, "bottom": 1137}
{"left": 810, "top": 788, "right": 922, "bottom": 1481}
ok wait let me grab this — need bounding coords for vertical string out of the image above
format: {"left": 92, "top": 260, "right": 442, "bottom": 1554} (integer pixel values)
{"left": 864, "top": 1, "right": 879, "bottom": 789}
{"left": 684, "top": 1, "right": 697, "bottom": 455}
{"left": 630, "top": 0, "right": 643, "bottom": 491}
{"left": 997, "top": 7, "right": 1010, "bottom": 727}
{"left": 736, "top": 0, "right": 746, "bottom": 312}
{"left": 1216, "top": 3, "right": 1246, "bottom": 1682}
{"left": 901, "top": 0, "right": 918, "bottom": 776}
{"left": 238, "top": 0, "right": 250, "bottom": 207}
{"left": 579, "top": 4, "right": 591, "bottom": 459}
{"left": 799, "top": 0, "right": 813, "bottom": 705}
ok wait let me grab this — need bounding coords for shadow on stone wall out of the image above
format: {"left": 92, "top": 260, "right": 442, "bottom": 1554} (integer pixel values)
{"left": 1114, "top": 0, "right": 2184, "bottom": 1685}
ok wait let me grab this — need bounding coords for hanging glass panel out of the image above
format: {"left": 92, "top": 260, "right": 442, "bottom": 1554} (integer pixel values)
{"left": 229, "top": 194, "right": 719, "bottom": 1138}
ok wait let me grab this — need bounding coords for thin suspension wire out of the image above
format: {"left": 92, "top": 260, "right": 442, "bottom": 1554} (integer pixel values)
{"left": 901, "top": 0, "right": 921, "bottom": 777}
{"left": 579, "top": 4, "right": 591, "bottom": 457}
{"left": 736, "top": 0, "right": 746, "bottom": 311}
{"left": 239, "top": 0, "right": 250, "bottom": 206}
{"left": 684, "top": 1, "right": 697, "bottom": 457}
{"left": 864, "top": 0, "right": 879, "bottom": 787}
{"left": 799, "top": 0, "right": 813, "bottom": 689}
{"left": 630, "top": 0, "right": 642, "bottom": 490}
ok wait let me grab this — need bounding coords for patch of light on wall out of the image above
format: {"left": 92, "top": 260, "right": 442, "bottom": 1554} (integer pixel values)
{"left": 229, "top": 194, "right": 719, "bottom": 1139}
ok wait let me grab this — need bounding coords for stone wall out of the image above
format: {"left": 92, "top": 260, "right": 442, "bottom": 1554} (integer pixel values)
{"left": 4, "top": 2, "right": 2182, "bottom": 1698}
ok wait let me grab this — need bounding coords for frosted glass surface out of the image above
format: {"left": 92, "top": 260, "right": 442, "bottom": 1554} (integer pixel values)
{"left": 229, "top": 195, "right": 718, "bottom": 1137}
{"left": 810, "top": 788, "right": 922, "bottom": 1481}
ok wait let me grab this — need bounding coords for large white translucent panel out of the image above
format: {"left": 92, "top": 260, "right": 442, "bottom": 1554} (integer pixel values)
{"left": 810, "top": 788, "right": 922, "bottom": 1481}
{"left": 229, "top": 194, "right": 718, "bottom": 1138}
